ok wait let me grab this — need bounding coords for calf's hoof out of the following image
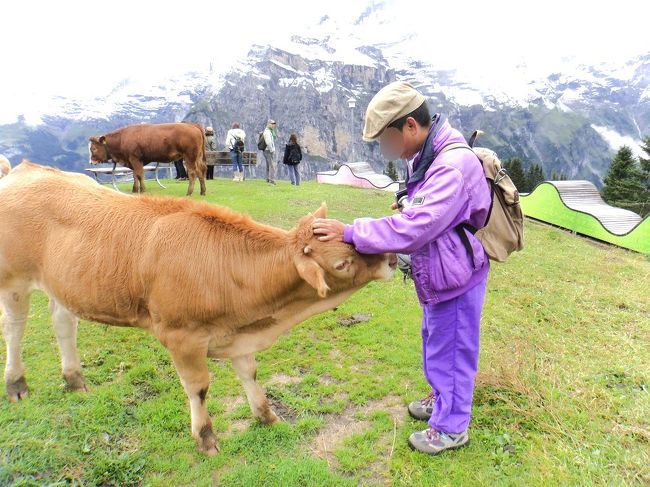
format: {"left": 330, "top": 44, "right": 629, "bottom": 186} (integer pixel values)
{"left": 260, "top": 408, "right": 281, "bottom": 425}
{"left": 197, "top": 425, "right": 219, "bottom": 456}
{"left": 64, "top": 371, "right": 88, "bottom": 392}
{"left": 6, "top": 376, "right": 28, "bottom": 402}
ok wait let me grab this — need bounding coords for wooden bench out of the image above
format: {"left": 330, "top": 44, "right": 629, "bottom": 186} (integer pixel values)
{"left": 85, "top": 162, "right": 173, "bottom": 192}
{"left": 206, "top": 150, "right": 258, "bottom": 179}
{"left": 206, "top": 150, "right": 257, "bottom": 166}
{"left": 86, "top": 152, "right": 258, "bottom": 191}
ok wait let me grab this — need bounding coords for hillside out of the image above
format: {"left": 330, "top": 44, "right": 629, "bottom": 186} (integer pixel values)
{"left": 1, "top": 178, "right": 647, "bottom": 486}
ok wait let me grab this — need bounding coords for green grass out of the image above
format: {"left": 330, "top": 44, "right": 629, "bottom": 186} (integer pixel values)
{"left": 1, "top": 178, "right": 648, "bottom": 486}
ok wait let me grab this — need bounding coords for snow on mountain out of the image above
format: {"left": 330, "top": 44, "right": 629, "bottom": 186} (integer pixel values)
{"left": 1, "top": 70, "right": 226, "bottom": 126}
{"left": 1, "top": 0, "right": 648, "bottom": 184}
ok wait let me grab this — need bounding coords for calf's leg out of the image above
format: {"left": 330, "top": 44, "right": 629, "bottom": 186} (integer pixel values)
{"left": 49, "top": 299, "right": 87, "bottom": 392}
{"left": 231, "top": 354, "right": 279, "bottom": 425}
{"left": 166, "top": 335, "right": 218, "bottom": 455}
{"left": 1, "top": 288, "right": 31, "bottom": 402}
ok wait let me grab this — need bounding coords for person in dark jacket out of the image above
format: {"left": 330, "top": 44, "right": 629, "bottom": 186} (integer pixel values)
{"left": 174, "top": 159, "right": 187, "bottom": 180}
{"left": 282, "top": 133, "right": 303, "bottom": 186}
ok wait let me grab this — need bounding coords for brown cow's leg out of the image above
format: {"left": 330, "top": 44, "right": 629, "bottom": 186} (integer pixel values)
{"left": 49, "top": 299, "right": 87, "bottom": 392}
{"left": 129, "top": 158, "right": 145, "bottom": 193}
{"left": 132, "top": 170, "right": 139, "bottom": 193}
{"left": 231, "top": 354, "right": 280, "bottom": 425}
{"left": 198, "top": 161, "right": 206, "bottom": 196}
{"left": 1, "top": 288, "right": 31, "bottom": 402}
{"left": 186, "top": 168, "right": 197, "bottom": 196}
{"left": 167, "top": 337, "right": 218, "bottom": 455}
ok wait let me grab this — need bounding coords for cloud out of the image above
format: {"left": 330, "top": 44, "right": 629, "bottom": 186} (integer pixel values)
{"left": 0, "top": 0, "right": 647, "bottom": 122}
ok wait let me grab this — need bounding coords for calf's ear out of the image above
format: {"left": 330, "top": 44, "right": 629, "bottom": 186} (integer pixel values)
{"left": 312, "top": 202, "right": 328, "bottom": 219}
{"left": 294, "top": 253, "right": 330, "bottom": 298}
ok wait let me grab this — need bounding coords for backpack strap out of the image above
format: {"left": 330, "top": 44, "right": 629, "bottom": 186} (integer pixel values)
{"left": 468, "top": 130, "right": 483, "bottom": 149}
{"left": 456, "top": 224, "right": 478, "bottom": 269}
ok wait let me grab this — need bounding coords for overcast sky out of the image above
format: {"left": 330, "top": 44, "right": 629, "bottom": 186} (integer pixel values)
{"left": 1, "top": 0, "right": 648, "bottom": 109}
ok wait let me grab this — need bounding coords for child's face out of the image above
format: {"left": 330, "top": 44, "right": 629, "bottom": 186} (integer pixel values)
{"left": 379, "top": 117, "right": 428, "bottom": 161}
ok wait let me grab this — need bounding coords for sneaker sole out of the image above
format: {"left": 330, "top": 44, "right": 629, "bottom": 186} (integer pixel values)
{"left": 407, "top": 406, "right": 432, "bottom": 421}
{"left": 407, "top": 438, "right": 470, "bottom": 455}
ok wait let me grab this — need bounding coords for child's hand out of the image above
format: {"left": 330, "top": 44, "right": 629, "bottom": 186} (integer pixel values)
{"left": 390, "top": 202, "right": 403, "bottom": 213}
{"left": 312, "top": 218, "right": 345, "bottom": 242}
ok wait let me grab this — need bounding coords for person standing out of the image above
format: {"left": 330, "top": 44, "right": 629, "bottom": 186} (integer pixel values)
{"left": 282, "top": 133, "right": 303, "bottom": 186}
{"left": 226, "top": 122, "right": 246, "bottom": 182}
{"left": 204, "top": 126, "right": 217, "bottom": 180}
{"left": 259, "top": 119, "right": 277, "bottom": 185}
{"left": 313, "top": 82, "right": 491, "bottom": 456}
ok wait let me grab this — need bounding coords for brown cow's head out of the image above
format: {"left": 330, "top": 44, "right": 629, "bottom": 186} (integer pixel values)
{"left": 292, "top": 203, "right": 397, "bottom": 298}
{"left": 88, "top": 136, "right": 109, "bottom": 165}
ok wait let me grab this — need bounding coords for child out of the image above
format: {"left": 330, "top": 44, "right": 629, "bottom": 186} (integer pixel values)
{"left": 282, "top": 133, "right": 303, "bottom": 186}
{"left": 313, "top": 82, "right": 491, "bottom": 455}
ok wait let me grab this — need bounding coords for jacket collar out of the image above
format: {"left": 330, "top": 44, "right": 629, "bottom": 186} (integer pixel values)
{"left": 407, "top": 114, "right": 447, "bottom": 185}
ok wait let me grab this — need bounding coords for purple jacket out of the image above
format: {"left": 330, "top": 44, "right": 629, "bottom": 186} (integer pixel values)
{"left": 343, "top": 118, "right": 491, "bottom": 304}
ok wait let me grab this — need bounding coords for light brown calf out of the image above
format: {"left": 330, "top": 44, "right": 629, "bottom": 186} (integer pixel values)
{"left": 0, "top": 161, "right": 397, "bottom": 454}
{"left": 0, "top": 155, "right": 10, "bottom": 178}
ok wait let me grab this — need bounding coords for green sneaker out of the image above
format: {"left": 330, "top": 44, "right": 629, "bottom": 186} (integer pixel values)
{"left": 407, "top": 391, "right": 435, "bottom": 421}
{"left": 408, "top": 428, "right": 469, "bottom": 455}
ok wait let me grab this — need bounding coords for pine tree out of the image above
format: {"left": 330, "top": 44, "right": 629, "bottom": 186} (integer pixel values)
{"left": 639, "top": 136, "right": 650, "bottom": 193}
{"left": 551, "top": 170, "right": 568, "bottom": 181}
{"left": 503, "top": 158, "right": 527, "bottom": 191}
{"left": 633, "top": 137, "right": 650, "bottom": 216}
{"left": 602, "top": 146, "right": 644, "bottom": 203}
{"left": 386, "top": 160, "right": 398, "bottom": 181}
{"left": 525, "top": 163, "right": 545, "bottom": 191}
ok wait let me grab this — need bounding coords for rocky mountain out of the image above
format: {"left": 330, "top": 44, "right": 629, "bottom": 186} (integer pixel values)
{"left": 185, "top": 42, "right": 649, "bottom": 183}
{"left": 1, "top": 4, "right": 648, "bottom": 185}
{"left": 0, "top": 73, "right": 218, "bottom": 172}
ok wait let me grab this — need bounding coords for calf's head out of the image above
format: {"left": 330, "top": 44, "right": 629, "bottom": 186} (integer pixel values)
{"left": 292, "top": 203, "right": 397, "bottom": 297}
{"left": 88, "top": 136, "right": 109, "bottom": 164}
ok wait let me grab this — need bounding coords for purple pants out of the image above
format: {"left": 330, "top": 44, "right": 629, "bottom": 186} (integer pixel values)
{"left": 421, "top": 275, "right": 487, "bottom": 434}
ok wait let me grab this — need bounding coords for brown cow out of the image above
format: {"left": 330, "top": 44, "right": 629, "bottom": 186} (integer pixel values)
{"left": 0, "top": 161, "right": 397, "bottom": 455}
{"left": 0, "top": 155, "right": 10, "bottom": 178}
{"left": 89, "top": 122, "right": 207, "bottom": 196}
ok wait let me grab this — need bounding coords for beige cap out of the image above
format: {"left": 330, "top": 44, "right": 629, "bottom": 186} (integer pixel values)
{"left": 362, "top": 82, "right": 426, "bottom": 141}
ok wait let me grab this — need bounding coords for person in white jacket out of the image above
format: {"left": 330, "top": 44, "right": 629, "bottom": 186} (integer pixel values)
{"left": 225, "top": 122, "right": 246, "bottom": 181}
{"left": 262, "top": 119, "right": 277, "bottom": 185}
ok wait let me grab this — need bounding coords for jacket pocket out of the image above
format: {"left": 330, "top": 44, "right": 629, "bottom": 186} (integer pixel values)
{"left": 429, "top": 233, "right": 474, "bottom": 292}
{"left": 411, "top": 252, "right": 434, "bottom": 303}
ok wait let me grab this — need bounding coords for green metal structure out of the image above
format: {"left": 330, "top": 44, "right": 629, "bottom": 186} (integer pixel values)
{"left": 520, "top": 180, "right": 649, "bottom": 254}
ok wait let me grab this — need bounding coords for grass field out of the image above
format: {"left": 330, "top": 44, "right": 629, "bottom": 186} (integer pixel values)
{"left": 1, "top": 177, "right": 648, "bottom": 486}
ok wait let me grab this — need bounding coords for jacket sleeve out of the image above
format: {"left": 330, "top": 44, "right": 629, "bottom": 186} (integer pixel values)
{"left": 225, "top": 131, "right": 232, "bottom": 149}
{"left": 343, "top": 165, "right": 468, "bottom": 254}
{"left": 264, "top": 130, "right": 274, "bottom": 152}
{"left": 283, "top": 145, "right": 289, "bottom": 164}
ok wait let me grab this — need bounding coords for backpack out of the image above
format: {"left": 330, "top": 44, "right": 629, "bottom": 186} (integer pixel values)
{"left": 288, "top": 145, "right": 302, "bottom": 164}
{"left": 453, "top": 130, "right": 525, "bottom": 263}
{"left": 232, "top": 134, "right": 245, "bottom": 153}
{"left": 257, "top": 131, "right": 267, "bottom": 151}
